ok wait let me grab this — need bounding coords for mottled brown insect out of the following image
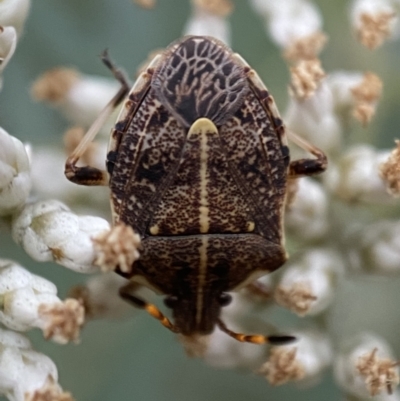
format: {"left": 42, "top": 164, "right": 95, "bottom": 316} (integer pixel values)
{"left": 65, "top": 36, "right": 327, "bottom": 344}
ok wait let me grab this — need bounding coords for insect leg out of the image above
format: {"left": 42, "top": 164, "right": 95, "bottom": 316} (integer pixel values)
{"left": 217, "top": 319, "right": 295, "bottom": 345}
{"left": 65, "top": 51, "right": 130, "bottom": 186}
{"left": 287, "top": 130, "right": 328, "bottom": 178}
{"left": 119, "top": 283, "right": 180, "bottom": 333}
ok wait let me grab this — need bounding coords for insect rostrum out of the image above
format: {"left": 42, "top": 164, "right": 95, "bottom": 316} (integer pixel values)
{"left": 65, "top": 35, "right": 327, "bottom": 344}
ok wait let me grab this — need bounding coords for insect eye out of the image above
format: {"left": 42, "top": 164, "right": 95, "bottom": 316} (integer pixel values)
{"left": 218, "top": 293, "right": 232, "bottom": 307}
{"left": 164, "top": 295, "right": 179, "bottom": 308}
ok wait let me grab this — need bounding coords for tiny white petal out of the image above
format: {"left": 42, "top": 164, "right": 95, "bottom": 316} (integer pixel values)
{"left": 0, "top": 0, "right": 30, "bottom": 36}
{"left": 0, "top": 26, "right": 17, "bottom": 90}
{"left": 0, "top": 127, "right": 31, "bottom": 216}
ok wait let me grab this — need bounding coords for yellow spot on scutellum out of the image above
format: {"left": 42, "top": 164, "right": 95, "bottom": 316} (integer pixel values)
{"left": 193, "top": 0, "right": 233, "bottom": 17}
{"left": 283, "top": 31, "right": 328, "bottom": 63}
{"left": 259, "top": 347, "right": 305, "bottom": 385}
{"left": 246, "top": 221, "right": 255, "bottom": 232}
{"left": 351, "top": 72, "right": 383, "bottom": 126}
{"left": 356, "top": 348, "right": 400, "bottom": 396}
{"left": 380, "top": 140, "right": 400, "bottom": 196}
{"left": 289, "top": 59, "right": 325, "bottom": 99}
{"left": 31, "top": 68, "right": 80, "bottom": 104}
{"left": 356, "top": 11, "right": 397, "bottom": 50}
{"left": 149, "top": 225, "right": 160, "bottom": 235}
{"left": 92, "top": 222, "right": 141, "bottom": 273}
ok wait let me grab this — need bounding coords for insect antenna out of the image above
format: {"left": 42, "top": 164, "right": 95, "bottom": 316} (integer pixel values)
{"left": 217, "top": 319, "right": 296, "bottom": 345}
{"left": 119, "top": 288, "right": 180, "bottom": 333}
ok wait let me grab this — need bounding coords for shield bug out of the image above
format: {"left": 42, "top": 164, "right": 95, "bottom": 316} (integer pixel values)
{"left": 65, "top": 36, "right": 327, "bottom": 344}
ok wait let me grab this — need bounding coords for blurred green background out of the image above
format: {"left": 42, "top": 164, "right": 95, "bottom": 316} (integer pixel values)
{"left": 1, "top": 1, "right": 400, "bottom": 400}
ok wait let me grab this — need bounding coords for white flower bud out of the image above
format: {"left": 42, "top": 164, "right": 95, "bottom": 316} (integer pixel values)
{"left": 325, "top": 145, "right": 393, "bottom": 204}
{"left": 0, "top": 260, "right": 84, "bottom": 343}
{"left": 183, "top": 7, "right": 231, "bottom": 45}
{"left": 0, "top": 26, "right": 17, "bottom": 90}
{"left": 0, "top": 127, "right": 31, "bottom": 216}
{"left": 275, "top": 248, "right": 344, "bottom": 316}
{"left": 0, "top": 328, "right": 73, "bottom": 401}
{"left": 250, "top": 0, "right": 323, "bottom": 48}
{"left": 286, "top": 177, "right": 329, "bottom": 242}
{"left": 347, "top": 220, "right": 400, "bottom": 275}
{"left": 285, "top": 82, "right": 342, "bottom": 155}
{"left": 260, "top": 330, "right": 332, "bottom": 385}
{"left": 31, "top": 69, "right": 120, "bottom": 134}
{"left": 0, "top": 0, "right": 30, "bottom": 36}
{"left": 11, "top": 200, "right": 110, "bottom": 273}
{"left": 334, "top": 333, "right": 399, "bottom": 398}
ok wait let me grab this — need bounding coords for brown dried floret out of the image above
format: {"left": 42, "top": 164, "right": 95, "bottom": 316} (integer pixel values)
{"left": 25, "top": 377, "right": 74, "bottom": 401}
{"left": 193, "top": 0, "right": 233, "bottom": 17}
{"left": 93, "top": 222, "right": 141, "bottom": 273}
{"left": 275, "top": 281, "right": 317, "bottom": 316}
{"left": 284, "top": 31, "right": 328, "bottom": 62}
{"left": 133, "top": 0, "right": 156, "bottom": 9}
{"left": 356, "top": 348, "right": 400, "bottom": 396}
{"left": 31, "top": 68, "right": 80, "bottom": 103}
{"left": 259, "top": 347, "right": 305, "bottom": 385}
{"left": 351, "top": 72, "right": 383, "bottom": 126}
{"left": 38, "top": 299, "right": 84, "bottom": 344}
{"left": 356, "top": 11, "right": 397, "bottom": 50}
{"left": 289, "top": 59, "right": 326, "bottom": 99}
{"left": 380, "top": 140, "right": 400, "bottom": 196}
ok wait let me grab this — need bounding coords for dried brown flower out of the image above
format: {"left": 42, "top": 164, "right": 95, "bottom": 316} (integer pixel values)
{"left": 275, "top": 281, "right": 317, "bottom": 316}
{"left": 356, "top": 348, "right": 400, "bottom": 396}
{"left": 289, "top": 59, "right": 326, "bottom": 99}
{"left": 38, "top": 299, "right": 85, "bottom": 344}
{"left": 133, "top": 0, "right": 156, "bottom": 9}
{"left": 284, "top": 31, "right": 328, "bottom": 62}
{"left": 193, "top": 0, "right": 233, "bottom": 17}
{"left": 356, "top": 11, "right": 397, "bottom": 50}
{"left": 31, "top": 68, "right": 80, "bottom": 103}
{"left": 93, "top": 222, "right": 141, "bottom": 273}
{"left": 260, "top": 347, "right": 305, "bottom": 385}
{"left": 351, "top": 72, "right": 383, "bottom": 126}
{"left": 380, "top": 140, "right": 400, "bottom": 196}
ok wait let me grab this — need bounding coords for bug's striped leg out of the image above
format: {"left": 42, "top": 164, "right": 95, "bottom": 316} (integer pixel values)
{"left": 217, "top": 319, "right": 296, "bottom": 345}
{"left": 65, "top": 51, "right": 130, "bottom": 186}
{"left": 287, "top": 130, "right": 328, "bottom": 178}
{"left": 119, "top": 283, "right": 180, "bottom": 333}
